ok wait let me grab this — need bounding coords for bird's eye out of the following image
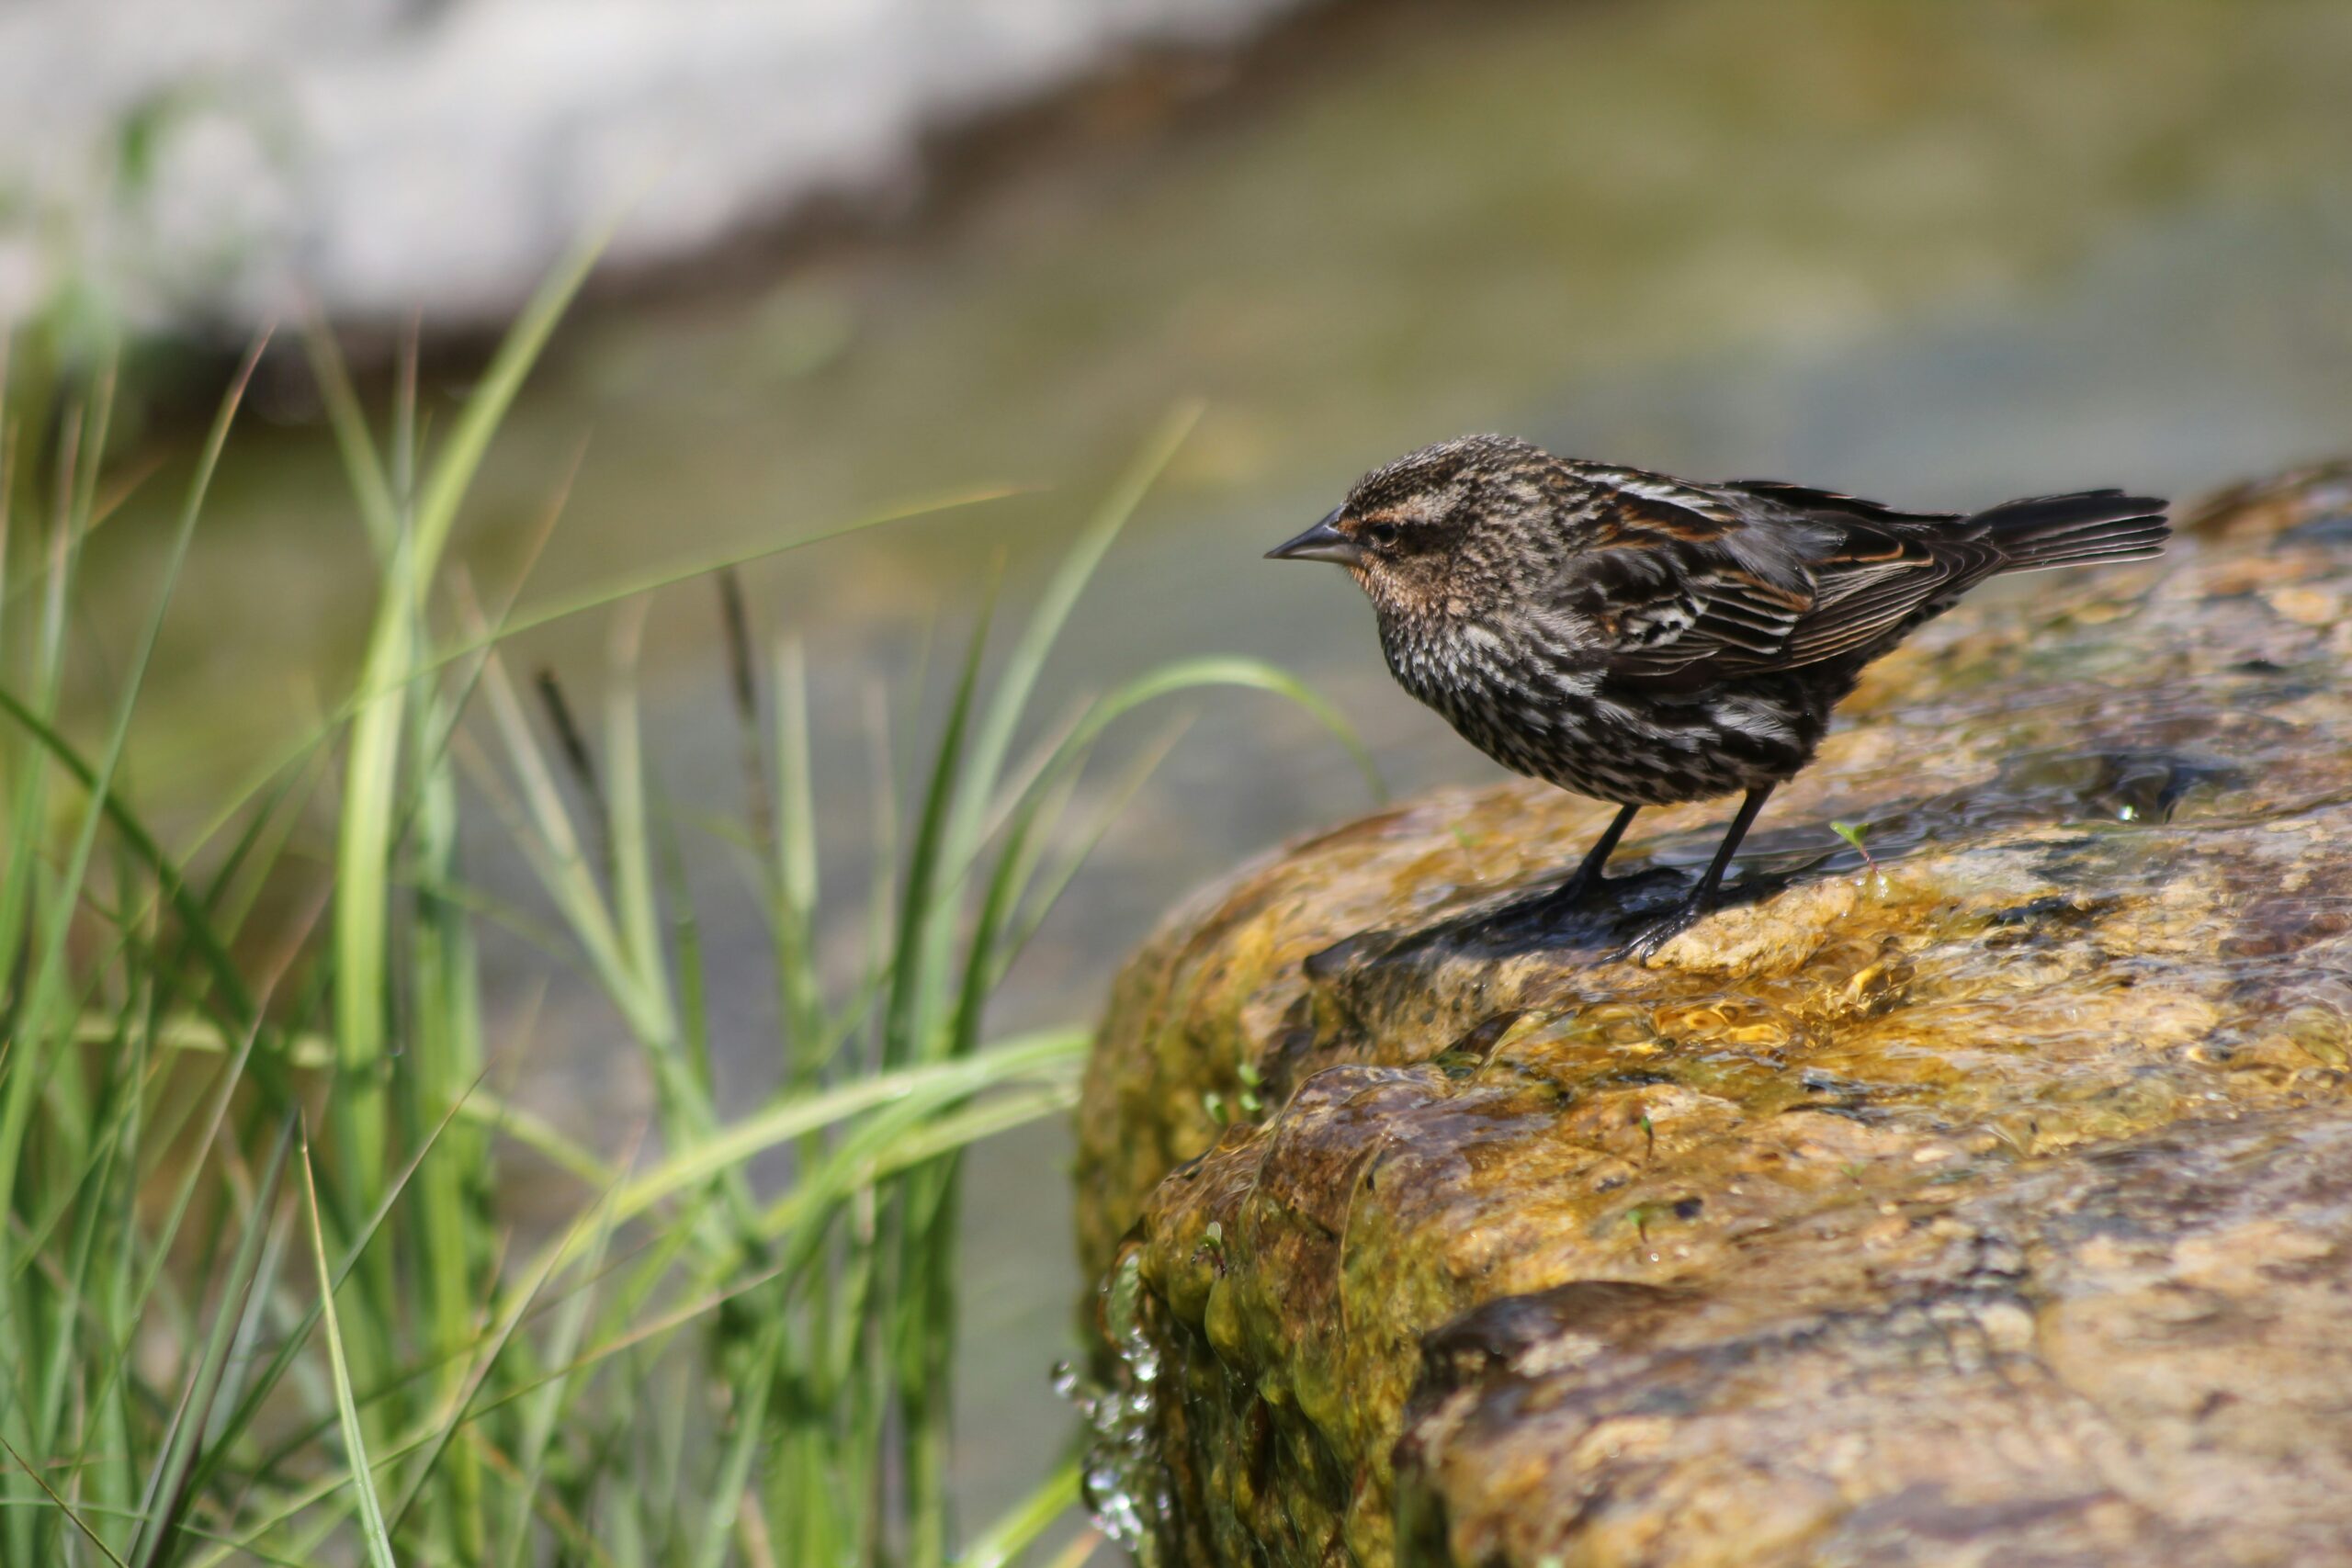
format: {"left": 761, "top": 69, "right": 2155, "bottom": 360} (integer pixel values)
{"left": 1364, "top": 520, "right": 1400, "bottom": 548}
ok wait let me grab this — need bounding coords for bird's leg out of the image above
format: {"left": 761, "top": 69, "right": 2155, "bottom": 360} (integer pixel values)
{"left": 1526, "top": 803, "right": 1640, "bottom": 919}
{"left": 1620, "top": 784, "right": 1776, "bottom": 958}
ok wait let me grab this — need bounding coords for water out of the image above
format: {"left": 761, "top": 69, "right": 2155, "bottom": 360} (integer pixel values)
{"left": 69, "top": 0, "right": 2352, "bottom": 1529}
{"left": 1061, "top": 1247, "right": 1170, "bottom": 1566}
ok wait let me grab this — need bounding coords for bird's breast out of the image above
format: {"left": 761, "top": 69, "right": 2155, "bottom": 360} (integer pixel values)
{"left": 1374, "top": 610, "right": 1829, "bottom": 804}
{"left": 1379, "top": 614, "right": 1600, "bottom": 723}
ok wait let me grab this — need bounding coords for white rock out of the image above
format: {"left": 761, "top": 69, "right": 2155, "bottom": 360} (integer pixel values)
{"left": 0, "top": 0, "right": 1307, "bottom": 335}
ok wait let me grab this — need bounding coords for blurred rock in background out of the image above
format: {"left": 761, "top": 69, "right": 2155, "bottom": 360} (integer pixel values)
{"left": 0, "top": 0, "right": 1310, "bottom": 338}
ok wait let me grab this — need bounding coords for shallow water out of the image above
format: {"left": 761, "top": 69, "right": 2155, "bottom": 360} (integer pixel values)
{"left": 74, "top": 0, "right": 2352, "bottom": 1527}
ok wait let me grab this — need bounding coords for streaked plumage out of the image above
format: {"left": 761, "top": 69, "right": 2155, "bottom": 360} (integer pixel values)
{"left": 1269, "top": 434, "right": 2169, "bottom": 953}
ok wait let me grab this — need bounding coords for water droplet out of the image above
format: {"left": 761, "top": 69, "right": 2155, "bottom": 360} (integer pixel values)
{"left": 1059, "top": 1248, "right": 1172, "bottom": 1565}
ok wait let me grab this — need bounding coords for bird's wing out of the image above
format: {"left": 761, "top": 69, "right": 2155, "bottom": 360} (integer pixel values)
{"left": 1713, "top": 479, "right": 1949, "bottom": 529}
{"left": 1568, "top": 480, "right": 1983, "bottom": 681}
{"left": 1723, "top": 480, "right": 2001, "bottom": 667}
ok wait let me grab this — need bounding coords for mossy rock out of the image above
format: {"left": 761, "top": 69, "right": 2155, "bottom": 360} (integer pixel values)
{"left": 1074, "top": 464, "right": 2352, "bottom": 1567}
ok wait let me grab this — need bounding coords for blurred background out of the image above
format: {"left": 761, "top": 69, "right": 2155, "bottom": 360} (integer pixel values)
{"left": 9, "top": 0, "right": 2352, "bottom": 1545}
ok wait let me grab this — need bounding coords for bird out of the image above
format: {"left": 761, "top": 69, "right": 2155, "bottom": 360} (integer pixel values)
{"left": 1267, "top": 435, "right": 2168, "bottom": 957}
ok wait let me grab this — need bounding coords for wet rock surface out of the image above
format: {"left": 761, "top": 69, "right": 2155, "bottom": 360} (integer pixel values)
{"left": 1074, "top": 465, "right": 2352, "bottom": 1567}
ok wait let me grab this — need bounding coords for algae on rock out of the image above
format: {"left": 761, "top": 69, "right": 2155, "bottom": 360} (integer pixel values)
{"left": 1076, "top": 464, "right": 2352, "bottom": 1567}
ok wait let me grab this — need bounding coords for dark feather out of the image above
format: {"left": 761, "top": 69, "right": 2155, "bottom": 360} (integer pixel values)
{"left": 1589, "top": 480, "right": 2167, "bottom": 683}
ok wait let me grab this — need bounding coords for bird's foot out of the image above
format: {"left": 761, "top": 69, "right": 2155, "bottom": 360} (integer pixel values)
{"left": 1524, "top": 868, "right": 1609, "bottom": 922}
{"left": 1614, "top": 895, "right": 1713, "bottom": 962}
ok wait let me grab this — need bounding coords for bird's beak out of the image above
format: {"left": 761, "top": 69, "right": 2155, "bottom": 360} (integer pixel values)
{"left": 1265, "top": 507, "right": 1363, "bottom": 566}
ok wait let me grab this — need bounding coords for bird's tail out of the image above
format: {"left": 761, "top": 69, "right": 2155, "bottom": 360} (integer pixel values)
{"left": 1974, "top": 490, "right": 2170, "bottom": 573}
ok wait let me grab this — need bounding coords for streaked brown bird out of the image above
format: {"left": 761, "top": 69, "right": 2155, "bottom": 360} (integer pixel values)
{"left": 1269, "top": 435, "right": 2168, "bottom": 955}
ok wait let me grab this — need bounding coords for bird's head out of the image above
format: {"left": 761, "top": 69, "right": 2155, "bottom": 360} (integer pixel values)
{"left": 1266, "top": 434, "right": 1559, "bottom": 624}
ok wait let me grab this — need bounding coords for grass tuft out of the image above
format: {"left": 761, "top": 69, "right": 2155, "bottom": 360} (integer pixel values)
{"left": 0, "top": 256, "right": 1370, "bottom": 1565}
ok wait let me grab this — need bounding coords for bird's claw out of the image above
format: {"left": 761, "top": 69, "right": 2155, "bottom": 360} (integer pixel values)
{"left": 1614, "top": 900, "right": 1706, "bottom": 962}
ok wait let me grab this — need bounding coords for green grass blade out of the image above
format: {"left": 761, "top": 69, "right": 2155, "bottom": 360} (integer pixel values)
{"left": 0, "top": 1431, "right": 130, "bottom": 1568}
{"left": 0, "top": 687, "right": 259, "bottom": 1031}
{"left": 384, "top": 1175, "right": 621, "bottom": 1545}
{"left": 184, "top": 1076, "right": 482, "bottom": 1509}
{"left": 690, "top": 1318, "right": 784, "bottom": 1568}
{"left": 467, "top": 637, "right": 646, "bottom": 1032}
{"left": 947, "top": 656, "right": 1368, "bottom": 1057}
{"left": 127, "top": 1113, "right": 295, "bottom": 1568}
{"left": 1000, "top": 717, "right": 1191, "bottom": 976}
{"left": 1038, "top": 656, "right": 1377, "bottom": 806}
{"left": 300, "top": 316, "right": 398, "bottom": 558}
{"left": 334, "top": 219, "right": 605, "bottom": 1226}
{"left": 610, "top": 1030, "right": 1084, "bottom": 1231}
{"left": 950, "top": 404, "right": 1203, "bottom": 869}
{"left": 604, "top": 601, "right": 678, "bottom": 1055}
{"left": 957, "top": 1459, "right": 1080, "bottom": 1568}
{"left": 411, "top": 218, "right": 611, "bottom": 570}
{"left": 827, "top": 1083, "right": 1079, "bottom": 1191}
{"left": 883, "top": 590, "right": 995, "bottom": 1068}
{"left": 295, "top": 1123, "right": 400, "bottom": 1568}
{"left": 456, "top": 1090, "right": 615, "bottom": 1189}
{"left": 772, "top": 638, "right": 825, "bottom": 1078}
{"left": 492, "top": 1157, "right": 633, "bottom": 1568}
